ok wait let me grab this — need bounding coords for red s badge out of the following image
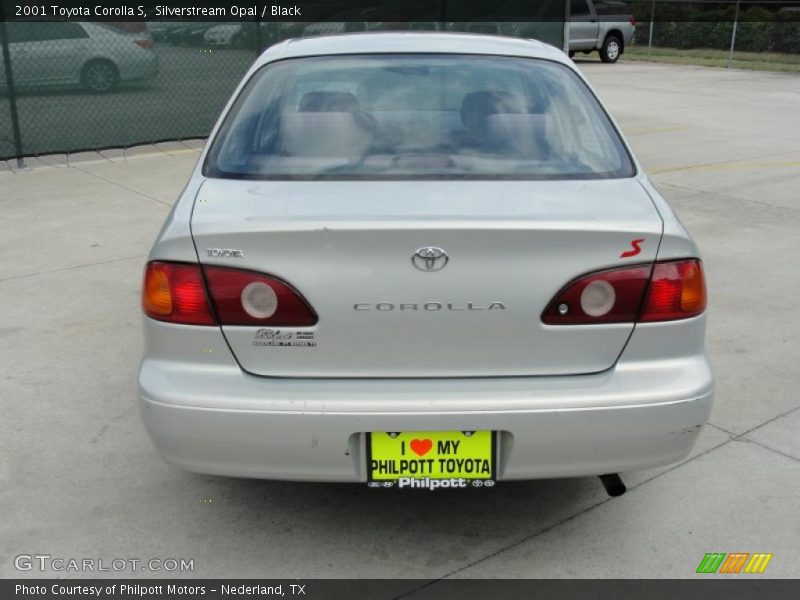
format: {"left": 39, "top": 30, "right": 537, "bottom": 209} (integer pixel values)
{"left": 620, "top": 238, "right": 645, "bottom": 258}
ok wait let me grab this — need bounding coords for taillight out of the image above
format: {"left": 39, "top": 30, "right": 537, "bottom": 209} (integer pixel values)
{"left": 142, "top": 262, "right": 317, "bottom": 327}
{"left": 142, "top": 262, "right": 215, "bottom": 325}
{"left": 134, "top": 39, "right": 153, "bottom": 49}
{"left": 542, "top": 264, "right": 652, "bottom": 325}
{"left": 203, "top": 266, "right": 317, "bottom": 326}
{"left": 640, "top": 260, "right": 706, "bottom": 322}
{"left": 542, "top": 259, "right": 706, "bottom": 325}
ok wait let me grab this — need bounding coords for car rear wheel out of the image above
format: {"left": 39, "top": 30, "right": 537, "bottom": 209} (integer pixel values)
{"left": 600, "top": 34, "right": 622, "bottom": 63}
{"left": 82, "top": 60, "right": 119, "bottom": 93}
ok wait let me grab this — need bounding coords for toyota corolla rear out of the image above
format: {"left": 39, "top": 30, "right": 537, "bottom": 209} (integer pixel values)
{"left": 138, "top": 34, "right": 713, "bottom": 487}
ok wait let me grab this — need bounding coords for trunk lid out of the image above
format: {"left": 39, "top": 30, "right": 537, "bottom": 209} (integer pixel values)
{"left": 191, "top": 179, "right": 661, "bottom": 377}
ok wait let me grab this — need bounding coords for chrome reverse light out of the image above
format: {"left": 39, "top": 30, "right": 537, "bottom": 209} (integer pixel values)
{"left": 241, "top": 282, "right": 279, "bottom": 319}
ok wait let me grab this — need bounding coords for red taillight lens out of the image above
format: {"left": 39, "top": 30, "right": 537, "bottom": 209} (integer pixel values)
{"left": 143, "top": 262, "right": 318, "bottom": 327}
{"left": 203, "top": 267, "right": 317, "bottom": 326}
{"left": 629, "top": 17, "right": 637, "bottom": 26}
{"left": 542, "top": 259, "right": 706, "bottom": 325}
{"left": 134, "top": 39, "right": 153, "bottom": 49}
{"left": 640, "top": 259, "right": 706, "bottom": 322}
{"left": 142, "top": 262, "right": 215, "bottom": 325}
{"left": 542, "top": 264, "right": 652, "bottom": 325}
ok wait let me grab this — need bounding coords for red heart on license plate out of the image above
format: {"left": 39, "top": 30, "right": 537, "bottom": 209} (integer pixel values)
{"left": 410, "top": 438, "right": 433, "bottom": 457}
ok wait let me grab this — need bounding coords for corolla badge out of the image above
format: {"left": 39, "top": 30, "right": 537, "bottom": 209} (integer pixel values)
{"left": 412, "top": 247, "right": 448, "bottom": 272}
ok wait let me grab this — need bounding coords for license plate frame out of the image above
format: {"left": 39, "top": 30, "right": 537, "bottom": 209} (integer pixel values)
{"left": 366, "top": 430, "right": 497, "bottom": 489}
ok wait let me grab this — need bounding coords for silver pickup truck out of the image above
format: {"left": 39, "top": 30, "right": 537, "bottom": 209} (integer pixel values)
{"left": 569, "top": 0, "right": 636, "bottom": 63}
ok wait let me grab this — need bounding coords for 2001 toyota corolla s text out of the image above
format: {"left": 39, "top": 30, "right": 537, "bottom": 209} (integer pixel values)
{"left": 138, "top": 32, "right": 713, "bottom": 490}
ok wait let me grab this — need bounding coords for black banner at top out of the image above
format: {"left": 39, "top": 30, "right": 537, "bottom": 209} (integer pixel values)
{"left": 2, "top": 0, "right": 800, "bottom": 23}
{"left": 1, "top": 0, "right": 567, "bottom": 22}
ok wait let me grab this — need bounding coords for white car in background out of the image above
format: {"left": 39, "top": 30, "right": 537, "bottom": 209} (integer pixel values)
{"left": 301, "top": 22, "right": 370, "bottom": 37}
{"left": 1, "top": 21, "right": 157, "bottom": 93}
{"left": 204, "top": 24, "right": 247, "bottom": 48}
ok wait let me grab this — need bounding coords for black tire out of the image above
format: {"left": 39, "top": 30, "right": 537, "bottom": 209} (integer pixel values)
{"left": 599, "top": 34, "right": 623, "bottom": 63}
{"left": 82, "top": 60, "right": 119, "bottom": 93}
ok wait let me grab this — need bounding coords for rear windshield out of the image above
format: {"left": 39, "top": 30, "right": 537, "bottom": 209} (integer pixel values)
{"left": 204, "top": 54, "right": 634, "bottom": 180}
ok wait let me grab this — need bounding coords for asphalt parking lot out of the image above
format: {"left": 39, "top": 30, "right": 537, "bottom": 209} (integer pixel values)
{"left": 1, "top": 61, "right": 799, "bottom": 580}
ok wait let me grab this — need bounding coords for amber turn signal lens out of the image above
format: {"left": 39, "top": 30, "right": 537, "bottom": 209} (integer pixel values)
{"left": 680, "top": 261, "right": 706, "bottom": 313}
{"left": 640, "top": 259, "right": 706, "bottom": 322}
{"left": 143, "top": 263, "right": 172, "bottom": 316}
{"left": 142, "top": 262, "right": 216, "bottom": 325}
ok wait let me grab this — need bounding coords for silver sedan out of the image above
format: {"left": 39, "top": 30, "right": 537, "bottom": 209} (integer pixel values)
{"left": 139, "top": 33, "right": 713, "bottom": 492}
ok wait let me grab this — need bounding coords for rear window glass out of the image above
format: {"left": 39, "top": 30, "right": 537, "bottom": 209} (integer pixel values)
{"left": 204, "top": 54, "right": 634, "bottom": 180}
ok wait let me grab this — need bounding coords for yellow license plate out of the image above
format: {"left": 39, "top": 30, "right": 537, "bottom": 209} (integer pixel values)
{"left": 367, "top": 431, "right": 496, "bottom": 488}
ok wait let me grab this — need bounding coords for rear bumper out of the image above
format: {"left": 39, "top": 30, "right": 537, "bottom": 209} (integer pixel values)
{"left": 138, "top": 331, "right": 714, "bottom": 481}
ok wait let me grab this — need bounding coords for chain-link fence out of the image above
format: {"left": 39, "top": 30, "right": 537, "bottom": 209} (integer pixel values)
{"left": 3, "top": 6, "right": 796, "bottom": 162}
{"left": 628, "top": 1, "right": 800, "bottom": 71}
{"left": 0, "top": 21, "right": 273, "bottom": 160}
{"left": 0, "top": 20, "right": 564, "bottom": 162}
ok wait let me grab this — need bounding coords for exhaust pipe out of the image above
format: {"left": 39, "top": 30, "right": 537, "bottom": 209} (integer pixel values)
{"left": 599, "top": 473, "right": 627, "bottom": 497}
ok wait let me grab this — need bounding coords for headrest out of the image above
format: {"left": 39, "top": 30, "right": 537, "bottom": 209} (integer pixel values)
{"left": 485, "top": 114, "right": 549, "bottom": 156}
{"left": 280, "top": 112, "right": 371, "bottom": 158}
{"left": 299, "top": 91, "right": 360, "bottom": 113}
{"left": 460, "top": 91, "right": 525, "bottom": 130}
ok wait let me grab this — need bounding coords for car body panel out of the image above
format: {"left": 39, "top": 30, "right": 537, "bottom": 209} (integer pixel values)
{"left": 139, "top": 315, "right": 712, "bottom": 480}
{"left": 256, "top": 31, "right": 571, "bottom": 68}
{"left": 192, "top": 178, "right": 663, "bottom": 377}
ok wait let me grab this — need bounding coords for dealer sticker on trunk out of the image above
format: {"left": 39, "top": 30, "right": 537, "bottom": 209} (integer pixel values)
{"left": 252, "top": 329, "right": 317, "bottom": 347}
{"left": 367, "top": 431, "right": 496, "bottom": 489}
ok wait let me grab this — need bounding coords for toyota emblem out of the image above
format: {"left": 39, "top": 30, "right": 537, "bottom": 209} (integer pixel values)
{"left": 412, "top": 247, "right": 449, "bottom": 272}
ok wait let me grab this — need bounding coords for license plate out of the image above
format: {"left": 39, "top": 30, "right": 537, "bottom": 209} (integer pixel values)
{"left": 366, "top": 431, "right": 496, "bottom": 489}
